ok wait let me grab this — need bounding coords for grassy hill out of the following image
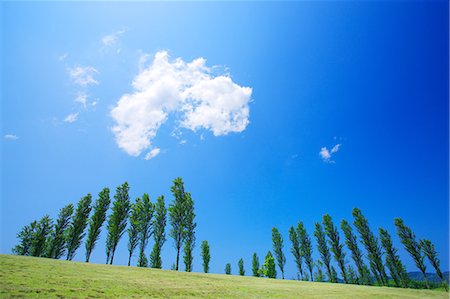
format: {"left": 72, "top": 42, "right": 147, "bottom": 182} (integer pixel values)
{"left": 0, "top": 254, "right": 448, "bottom": 298}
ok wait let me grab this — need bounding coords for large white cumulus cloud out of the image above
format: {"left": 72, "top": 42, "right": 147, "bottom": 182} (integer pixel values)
{"left": 111, "top": 51, "right": 252, "bottom": 158}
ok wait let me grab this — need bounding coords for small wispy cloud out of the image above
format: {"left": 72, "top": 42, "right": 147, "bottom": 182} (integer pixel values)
{"left": 75, "top": 92, "right": 88, "bottom": 108}
{"left": 58, "top": 53, "right": 68, "bottom": 61}
{"left": 68, "top": 66, "right": 99, "bottom": 87}
{"left": 4, "top": 134, "right": 18, "bottom": 140}
{"left": 320, "top": 143, "right": 341, "bottom": 163}
{"left": 64, "top": 113, "right": 79, "bottom": 123}
{"left": 102, "top": 29, "right": 126, "bottom": 47}
{"left": 144, "top": 147, "right": 161, "bottom": 160}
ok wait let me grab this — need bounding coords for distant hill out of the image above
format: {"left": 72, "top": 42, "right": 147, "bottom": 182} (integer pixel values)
{"left": 407, "top": 271, "right": 450, "bottom": 284}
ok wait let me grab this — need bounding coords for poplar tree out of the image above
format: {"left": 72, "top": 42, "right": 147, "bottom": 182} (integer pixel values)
{"left": 379, "top": 228, "right": 409, "bottom": 288}
{"left": 12, "top": 220, "right": 37, "bottom": 256}
{"left": 106, "top": 182, "right": 131, "bottom": 264}
{"left": 352, "top": 208, "right": 388, "bottom": 285}
{"left": 315, "top": 260, "right": 325, "bottom": 282}
{"left": 262, "top": 251, "right": 277, "bottom": 279}
{"left": 272, "top": 227, "right": 286, "bottom": 279}
{"left": 66, "top": 194, "right": 92, "bottom": 261}
{"left": 420, "top": 239, "right": 444, "bottom": 283}
{"left": 201, "top": 240, "right": 210, "bottom": 273}
{"left": 289, "top": 225, "right": 304, "bottom": 279}
{"left": 297, "top": 222, "right": 314, "bottom": 281}
{"left": 394, "top": 218, "right": 428, "bottom": 287}
{"left": 168, "top": 177, "right": 187, "bottom": 271}
{"left": 150, "top": 195, "right": 166, "bottom": 268}
{"left": 30, "top": 215, "right": 53, "bottom": 257}
{"left": 183, "top": 192, "right": 196, "bottom": 272}
{"left": 85, "top": 188, "right": 110, "bottom": 263}
{"left": 323, "top": 214, "right": 347, "bottom": 283}
{"left": 238, "top": 258, "right": 245, "bottom": 276}
{"left": 341, "top": 219, "right": 369, "bottom": 285}
{"left": 314, "top": 223, "right": 336, "bottom": 283}
{"left": 127, "top": 200, "right": 141, "bottom": 266}
{"left": 137, "top": 194, "right": 154, "bottom": 267}
{"left": 225, "top": 263, "right": 231, "bottom": 275}
{"left": 47, "top": 204, "right": 73, "bottom": 259}
{"left": 252, "top": 253, "right": 260, "bottom": 277}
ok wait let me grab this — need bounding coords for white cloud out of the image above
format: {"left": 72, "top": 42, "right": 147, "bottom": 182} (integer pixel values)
{"left": 64, "top": 113, "right": 79, "bottom": 123}
{"left": 75, "top": 92, "right": 88, "bottom": 108}
{"left": 102, "top": 29, "right": 126, "bottom": 46}
{"left": 144, "top": 147, "right": 161, "bottom": 160}
{"left": 68, "top": 66, "right": 99, "bottom": 86}
{"left": 4, "top": 134, "right": 18, "bottom": 140}
{"left": 111, "top": 51, "right": 252, "bottom": 159}
{"left": 59, "top": 53, "right": 68, "bottom": 61}
{"left": 320, "top": 143, "right": 341, "bottom": 163}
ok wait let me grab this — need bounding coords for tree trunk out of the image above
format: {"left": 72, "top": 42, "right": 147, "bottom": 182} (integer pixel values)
{"left": 128, "top": 252, "right": 132, "bottom": 266}
{"left": 175, "top": 244, "right": 180, "bottom": 271}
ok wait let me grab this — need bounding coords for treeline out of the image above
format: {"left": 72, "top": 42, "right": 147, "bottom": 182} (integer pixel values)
{"left": 226, "top": 209, "right": 447, "bottom": 291}
{"left": 12, "top": 178, "right": 199, "bottom": 272}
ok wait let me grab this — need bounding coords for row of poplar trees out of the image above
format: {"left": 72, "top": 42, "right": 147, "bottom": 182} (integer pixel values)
{"left": 236, "top": 208, "right": 446, "bottom": 290}
{"left": 12, "top": 178, "right": 198, "bottom": 272}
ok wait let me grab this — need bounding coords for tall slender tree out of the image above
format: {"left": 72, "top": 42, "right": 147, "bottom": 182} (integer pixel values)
{"left": 420, "top": 239, "right": 443, "bottom": 283}
{"left": 150, "top": 195, "right": 166, "bottom": 269}
{"left": 85, "top": 188, "right": 110, "bottom": 263}
{"left": 137, "top": 194, "right": 154, "bottom": 267}
{"left": 323, "top": 214, "right": 347, "bottom": 283}
{"left": 127, "top": 200, "right": 141, "bottom": 266}
{"left": 394, "top": 218, "right": 428, "bottom": 287}
{"left": 66, "top": 194, "right": 92, "bottom": 261}
{"left": 261, "top": 251, "right": 277, "bottom": 279}
{"left": 314, "top": 223, "right": 336, "bottom": 283}
{"left": 379, "top": 228, "right": 409, "bottom": 288}
{"left": 352, "top": 208, "right": 388, "bottom": 286}
{"left": 183, "top": 192, "right": 196, "bottom": 272}
{"left": 297, "top": 222, "right": 314, "bottom": 281}
{"left": 289, "top": 225, "right": 304, "bottom": 280}
{"left": 341, "top": 220, "right": 369, "bottom": 285}
{"left": 12, "top": 220, "right": 37, "bottom": 256}
{"left": 238, "top": 258, "right": 245, "bottom": 276}
{"left": 47, "top": 204, "right": 73, "bottom": 259}
{"left": 201, "top": 240, "right": 210, "bottom": 273}
{"left": 168, "top": 177, "right": 187, "bottom": 271}
{"left": 272, "top": 227, "right": 286, "bottom": 279}
{"left": 252, "top": 253, "right": 260, "bottom": 277}
{"left": 30, "top": 215, "right": 53, "bottom": 257}
{"left": 106, "top": 182, "right": 131, "bottom": 264}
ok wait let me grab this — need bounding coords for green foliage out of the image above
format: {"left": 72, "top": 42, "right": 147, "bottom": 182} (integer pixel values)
{"left": 201, "top": 240, "right": 210, "bottom": 273}
{"left": 238, "top": 258, "right": 245, "bottom": 276}
{"left": 66, "top": 194, "right": 92, "bottom": 261}
{"left": 297, "top": 222, "right": 314, "bottom": 281}
{"left": 136, "top": 194, "right": 154, "bottom": 267}
{"left": 225, "top": 263, "right": 231, "bottom": 275}
{"left": 323, "top": 214, "right": 347, "bottom": 283}
{"left": 30, "top": 215, "right": 53, "bottom": 257}
{"left": 12, "top": 220, "right": 37, "bottom": 256}
{"left": 127, "top": 200, "right": 140, "bottom": 266}
{"left": 288, "top": 226, "right": 303, "bottom": 280}
{"left": 379, "top": 228, "right": 409, "bottom": 288}
{"left": 261, "top": 251, "right": 277, "bottom": 279}
{"left": 47, "top": 204, "right": 73, "bottom": 259}
{"left": 346, "top": 265, "right": 358, "bottom": 284}
{"left": 341, "top": 219, "right": 370, "bottom": 285}
{"left": 150, "top": 195, "right": 166, "bottom": 269}
{"left": 314, "top": 260, "right": 324, "bottom": 282}
{"left": 252, "top": 253, "right": 260, "bottom": 277}
{"left": 352, "top": 208, "right": 388, "bottom": 286}
{"left": 420, "top": 239, "right": 444, "bottom": 285}
{"left": 271, "top": 227, "right": 286, "bottom": 279}
{"left": 314, "top": 223, "right": 336, "bottom": 283}
{"left": 394, "top": 218, "right": 428, "bottom": 288}
{"left": 330, "top": 266, "right": 338, "bottom": 283}
{"left": 106, "top": 182, "right": 131, "bottom": 264}
{"left": 85, "top": 188, "right": 110, "bottom": 263}
{"left": 183, "top": 192, "right": 196, "bottom": 272}
{"left": 168, "top": 177, "right": 187, "bottom": 271}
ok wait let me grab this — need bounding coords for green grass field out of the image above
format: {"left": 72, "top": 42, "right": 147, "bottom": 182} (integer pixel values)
{"left": 0, "top": 254, "right": 448, "bottom": 298}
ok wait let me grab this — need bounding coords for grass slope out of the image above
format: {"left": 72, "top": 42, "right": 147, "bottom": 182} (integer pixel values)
{"left": 0, "top": 254, "right": 448, "bottom": 298}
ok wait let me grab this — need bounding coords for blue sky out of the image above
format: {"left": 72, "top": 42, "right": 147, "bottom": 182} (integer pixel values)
{"left": 1, "top": 1, "right": 448, "bottom": 278}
